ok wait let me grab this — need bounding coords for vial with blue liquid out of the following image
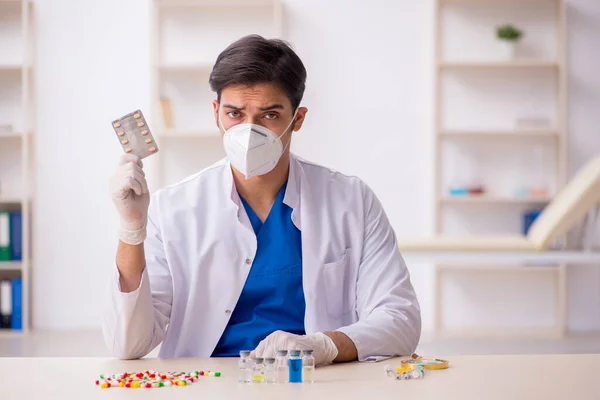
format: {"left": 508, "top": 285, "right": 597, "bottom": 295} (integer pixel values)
{"left": 288, "top": 350, "right": 303, "bottom": 383}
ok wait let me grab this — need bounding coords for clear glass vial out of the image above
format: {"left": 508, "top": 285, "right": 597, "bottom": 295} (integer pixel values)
{"left": 302, "top": 349, "right": 315, "bottom": 383}
{"left": 238, "top": 350, "right": 252, "bottom": 383}
{"left": 252, "top": 358, "right": 266, "bottom": 383}
{"left": 264, "top": 358, "right": 277, "bottom": 383}
{"left": 276, "top": 350, "right": 289, "bottom": 383}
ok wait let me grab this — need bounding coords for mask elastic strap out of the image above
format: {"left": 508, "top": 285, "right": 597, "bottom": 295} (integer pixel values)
{"left": 217, "top": 110, "right": 226, "bottom": 134}
{"left": 279, "top": 108, "right": 299, "bottom": 141}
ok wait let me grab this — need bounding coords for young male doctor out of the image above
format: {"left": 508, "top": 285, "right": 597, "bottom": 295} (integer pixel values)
{"left": 104, "top": 35, "right": 421, "bottom": 365}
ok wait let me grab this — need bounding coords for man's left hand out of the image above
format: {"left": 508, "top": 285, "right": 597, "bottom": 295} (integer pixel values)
{"left": 251, "top": 331, "right": 339, "bottom": 366}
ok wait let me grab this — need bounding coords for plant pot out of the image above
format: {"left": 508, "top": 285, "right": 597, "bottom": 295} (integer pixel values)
{"left": 498, "top": 40, "right": 517, "bottom": 60}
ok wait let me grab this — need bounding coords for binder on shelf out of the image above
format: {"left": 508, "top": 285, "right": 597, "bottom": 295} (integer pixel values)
{"left": 0, "top": 212, "right": 10, "bottom": 261}
{"left": 9, "top": 211, "right": 22, "bottom": 261}
{"left": 0, "top": 280, "right": 11, "bottom": 329}
{"left": 10, "top": 211, "right": 23, "bottom": 261}
{"left": 11, "top": 278, "right": 21, "bottom": 330}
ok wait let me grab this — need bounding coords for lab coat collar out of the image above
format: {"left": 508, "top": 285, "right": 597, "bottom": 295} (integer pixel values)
{"left": 223, "top": 153, "right": 302, "bottom": 230}
{"left": 284, "top": 153, "right": 301, "bottom": 229}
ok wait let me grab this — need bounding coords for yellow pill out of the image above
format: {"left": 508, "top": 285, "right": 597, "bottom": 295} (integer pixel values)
{"left": 118, "top": 382, "right": 125, "bottom": 388}
{"left": 145, "top": 138, "right": 152, "bottom": 144}
{"left": 178, "top": 381, "right": 186, "bottom": 386}
{"left": 113, "top": 122, "right": 121, "bottom": 128}
{"left": 100, "top": 383, "right": 110, "bottom": 389}
{"left": 138, "top": 121, "right": 145, "bottom": 127}
{"left": 117, "top": 131, "right": 125, "bottom": 137}
{"left": 121, "top": 139, "right": 129, "bottom": 145}
{"left": 141, "top": 130, "right": 149, "bottom": 136}
{"left": 131, "top": 383, "right": 141, "bottom": 388}
{"left": 133, "top": 113, "right": 141, "bottom": 119}
{"left": 125, "top": 148, "right": 132, "bottom": 153}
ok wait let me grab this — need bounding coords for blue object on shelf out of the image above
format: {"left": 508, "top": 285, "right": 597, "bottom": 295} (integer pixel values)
{"left": 11, "top": 278, "right": 22, "bottom": 330}
{"left": 448, "top": 187, "right": 469, "bottom": 196}
{"left": 10, "top": 211, "right": 22, "bottom": 261}
{"left": 523, "top": 209, "right": 543, "bottom": 235}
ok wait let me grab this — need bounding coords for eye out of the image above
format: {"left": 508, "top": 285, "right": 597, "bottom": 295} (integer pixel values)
{"left": 264, "top": 113, "right": 278, "bottom": 120}
{"left": 227, "top": 111, "right": 241, "bottom": 118}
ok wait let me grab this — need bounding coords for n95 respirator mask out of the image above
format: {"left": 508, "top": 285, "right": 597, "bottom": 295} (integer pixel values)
{"left": 219, "top": 110, "right": 298, "bottom": 179}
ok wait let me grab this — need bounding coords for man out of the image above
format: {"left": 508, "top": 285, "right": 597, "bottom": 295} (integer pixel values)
{"left": 103, "top": 35, "right": 421, "bottom": 365}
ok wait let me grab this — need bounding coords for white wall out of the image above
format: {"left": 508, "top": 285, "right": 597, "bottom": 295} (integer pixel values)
{"left": 32, "top": 0, "right": 600, "bottom": 332}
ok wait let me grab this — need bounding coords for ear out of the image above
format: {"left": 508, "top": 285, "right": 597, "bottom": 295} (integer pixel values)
{"left": 292, "top": 107, "right": 308, "bottom": 132}
{"left": 213, "top": 99, "right": 221, "bottom": 131}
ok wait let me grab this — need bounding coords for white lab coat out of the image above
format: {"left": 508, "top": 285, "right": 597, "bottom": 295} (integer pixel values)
{"left": 102, "top": 153, "right": 421, "bottom": 361}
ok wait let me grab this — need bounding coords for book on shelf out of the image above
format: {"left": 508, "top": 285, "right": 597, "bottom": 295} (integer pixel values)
{"left": 0, "top": 212, "right": 10, "bottom": 261}
{"left": 0, "top": 278, "right": 21, "bottom": 330}
{"left": 0, "top": 211, "right": 22, "bottom": 261}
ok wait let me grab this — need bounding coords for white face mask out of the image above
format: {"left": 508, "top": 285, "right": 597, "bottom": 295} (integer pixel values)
{"left": 219, "top": 109, "right": 298, "bottom": 179}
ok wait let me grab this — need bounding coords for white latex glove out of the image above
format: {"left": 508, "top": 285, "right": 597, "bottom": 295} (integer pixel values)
{"left": 251, "top": 331, "right": 338, "bottom": 366}
{"left": 109, "top": 154, "right": 150, "bottom": 245}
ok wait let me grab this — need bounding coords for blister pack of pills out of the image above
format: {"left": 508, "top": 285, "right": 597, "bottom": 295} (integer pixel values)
{"left": 111, "top": 110, "right": 159, "bottom": 159}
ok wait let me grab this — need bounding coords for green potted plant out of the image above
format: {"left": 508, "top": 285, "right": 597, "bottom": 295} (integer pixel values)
{"left": 496, "top": 24, "right": 523, "bottom": 59}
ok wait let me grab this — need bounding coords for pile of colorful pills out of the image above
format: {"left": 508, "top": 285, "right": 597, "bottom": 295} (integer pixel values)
{"left": 94, "top": 369, "right": 221, "bottom": 389}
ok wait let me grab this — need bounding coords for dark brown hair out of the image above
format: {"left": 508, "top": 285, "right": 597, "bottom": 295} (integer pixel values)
{"left": 209, "top": 35, "right": 307, "bottom": 110}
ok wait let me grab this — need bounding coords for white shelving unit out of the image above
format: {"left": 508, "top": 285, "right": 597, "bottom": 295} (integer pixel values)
{"left": 433, "top": 0, "right": 567, "bottom": 337}
{"left": 0, "top": 0, "right": 33, "bottom": 333}
{"left": 150, "top": 0, "right": 283, "bottom": 189}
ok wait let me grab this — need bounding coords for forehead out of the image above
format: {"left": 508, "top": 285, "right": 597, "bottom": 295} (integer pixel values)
{"left": 220, "top": 83, "right": 292, "bottom": 109}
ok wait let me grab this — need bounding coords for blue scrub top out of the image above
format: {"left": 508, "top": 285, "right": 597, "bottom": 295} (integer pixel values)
{"left": 212, "top": 181, "right": 306, "bottom": 357}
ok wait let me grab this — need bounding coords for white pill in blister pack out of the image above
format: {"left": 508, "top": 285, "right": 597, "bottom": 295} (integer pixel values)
{"left": 111, "top": 109, "right": 159, "bottom": 159}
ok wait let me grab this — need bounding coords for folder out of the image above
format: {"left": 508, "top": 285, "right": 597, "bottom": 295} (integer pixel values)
{"left": 11, "top": 278, "right": 22, "bottom": 330}
{"left": 0, "top": 280, "right": 11, "bottom": 328}
{"left": 0, "top": 212, "right": 10, "bottom": 261}
{"left": 10, "top": 211, "right": 22, "bottom": 261}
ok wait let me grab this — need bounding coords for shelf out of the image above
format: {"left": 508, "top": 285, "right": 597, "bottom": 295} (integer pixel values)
{"left": 0, "top": 130, "right": 25, "bottom": 139}
{"left": 157, "top": 0, "right": 276, "bottom": 7}
{"left": 0, "top": 64, "right": 22, "bottom": 72}
{"left": 159, "top": 130, "right": 220, "bottom": 138}
{"left": 438, "top": 264, "right": 560, "bottom": 272}
{"left": 440, "top": 130, "right": 558, "bottom": 139}
{"left": 0, "top": 197, "right": 22, "bottom": 205}
{"left": 440, "top": 0, "right": 559, "bottom": 3}
{"left": 0, "top": 330, "right": 24, "bottom": 338}
{"left": 441, "top": 196, "right": 552, "bottom": 205}
{"left": 0, "top": 262, "right": 22, "bottom": 271}
{"left": 440, "top": 61, "right": 560, "bottom": 70}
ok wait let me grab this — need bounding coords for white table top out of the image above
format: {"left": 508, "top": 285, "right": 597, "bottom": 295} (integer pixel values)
{"left": 1, "top": 354, "right": 598, "bottom": 399}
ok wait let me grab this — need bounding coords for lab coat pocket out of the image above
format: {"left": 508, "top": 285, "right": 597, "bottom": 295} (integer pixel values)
{"left": 322, "top": 249, "right": 354, "bottom": 319}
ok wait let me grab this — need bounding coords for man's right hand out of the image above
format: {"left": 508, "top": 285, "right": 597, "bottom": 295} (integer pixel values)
{"left": 110, "top": 154, "right": 150, "bottom": 245}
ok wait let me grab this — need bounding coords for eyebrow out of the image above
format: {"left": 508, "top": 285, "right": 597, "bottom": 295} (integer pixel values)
{"left": 222, "top": 103, "right": 285, "bottom": 111}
